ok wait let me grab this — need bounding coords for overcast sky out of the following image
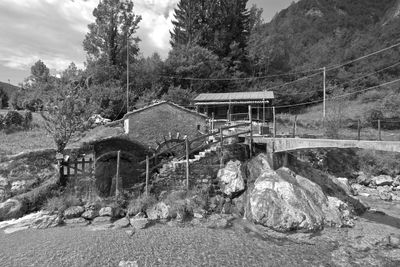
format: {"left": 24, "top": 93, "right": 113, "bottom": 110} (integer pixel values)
{"left": 0, "top": 0, "right": 294, "bottom": 85}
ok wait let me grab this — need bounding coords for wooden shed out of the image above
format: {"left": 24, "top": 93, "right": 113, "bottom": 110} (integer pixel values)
{"left": 193, "top": 91, "right": 274, "bottom": 123}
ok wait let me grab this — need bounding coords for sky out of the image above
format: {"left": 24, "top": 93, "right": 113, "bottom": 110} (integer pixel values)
{"left": 0, "top": 0, "right": 294, "bottom": 85}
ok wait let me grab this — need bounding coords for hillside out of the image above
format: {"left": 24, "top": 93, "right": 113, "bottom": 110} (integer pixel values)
{"left": 0, "top": 81, "right": 20, "bottom": 108}
{"left": 248, "top": 0, "right": 400, "bottom": 108}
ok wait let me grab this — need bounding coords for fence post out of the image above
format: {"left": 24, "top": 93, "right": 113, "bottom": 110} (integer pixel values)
{"left": 185, "top": 137, "right": 190, "bottom": 191}
{"left": 357, "top": 119, "right": 361, "bottom": 141}
{"left": 82, "top": 158, "right": 85, "bottom": 175}
{"left": 116, "top": 150, "right": 121, "bottom": 197}
{"left": 378, "top": 119, "right": 381, "bottom": 141}
{"left": 293, "top": 115, "right": 297, "bottom": 138}
{"left": 211, "top": 112, "right": 215, "bottom": 132}
{"left": 273, "top": 106, "right": 276, "bottom": 138}
{"left": 145, "top": 155, "right": 149, "bottom": 196}
{"left": 219, "top": 127, "right": 224, "bottom": 168}
{"left": 248, "top": 105, "right": 253, "bottom": 156}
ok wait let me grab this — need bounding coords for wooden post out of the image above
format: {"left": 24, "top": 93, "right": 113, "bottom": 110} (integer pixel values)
{"left": 378, "top": 119, "right": 381, "bottom": 141}
{"left": 219, "top": 127, "right": 224, "bottom": 168}
{"left": 357, "top": 119, "right": 361, "bottom": 141}
{"left": 82, "top": 158, "right": 85, "bottom": 175}
{"left": 248, "top": 105, "right": 253, "bottom": 156}
{"left": 116, "top": 150, "right": 121, "bottom": 197}
{"left": 273, "top": 106, "right": 276, "bottom": 138}
{"left": 145, "top": 155, "right": 149, "bottom": 196}
{"left": 185, "top": 138, "right": 190, "bottom": 191}
{"left": 293, "top": 115, "right": 297, "bottom": 138}
{"left": 211, "top": 112, "right": 215, "bottom": 132}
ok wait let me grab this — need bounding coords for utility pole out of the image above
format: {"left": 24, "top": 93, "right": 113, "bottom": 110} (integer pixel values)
{"left": 126, "top": 34, "right": 130, "bottom": 113}
{"left": 323, "top": 67, "right": 326, "bottom": 119}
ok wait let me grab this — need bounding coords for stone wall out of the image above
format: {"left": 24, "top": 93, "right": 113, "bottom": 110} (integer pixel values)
{"left": 125, "top": 102, "right": 208, "bottom": 148}
{"left": 151, "top": 144, "right": 249, "bottom": 195}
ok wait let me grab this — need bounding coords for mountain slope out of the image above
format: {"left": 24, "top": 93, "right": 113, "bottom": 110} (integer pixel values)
{"left": 247, "top": 0, "right": 400, "bottom": 107}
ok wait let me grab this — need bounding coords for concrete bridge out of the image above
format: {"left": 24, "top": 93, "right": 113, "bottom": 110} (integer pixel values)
{"left": 252, "top": 137, "right": 400, "bottom": 153}
{"left": 250, "top": 136, "right": 400, "bottom": 169}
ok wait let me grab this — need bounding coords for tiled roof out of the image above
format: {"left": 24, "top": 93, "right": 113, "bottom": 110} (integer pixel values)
{"left": 122, "top": 101, "right": 208, "bottom": 119}
{"left": 193, "top": 91, "right": 274, "bottom": 102}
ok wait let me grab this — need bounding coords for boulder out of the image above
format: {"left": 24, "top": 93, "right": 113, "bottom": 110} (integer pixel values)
{"left": 379, "top": 191, "right": 392, "bottom": 201}
{"left": 0, "top": 199, "right": 26, "bottom": 221}
{"left": 10, "top": 180, "right": 27, "bottom": 194}
{"left": 324, "top": 197, "right": 354, "bottom": 227}
{"left": 217, "top": 160, "right": 245, "bottom": 197}
{"left": 81, "top": 209, "right": 99, "bottom": 220}
{"left": 205, "top": 214, "right": 231, "bottom": 229}
{"left": 113, "top": 217, "right": 130, "bottom": 229}
{"left": 30, "top": 214, "right": 62, "bottom": 229}
{"left": 129, "top": 218, "right": 149, "bottom": 230}
{"left": 245, "top": 154, "right": 353, "bottom": 232}
{"left": 99, "top": 207, "right": 122, "bottom": 218}
{"left": 64, "top": 217, "right": 90, "bottom": 227}
{"left": 357, "top": 173, "right": 372, "bottom": 186}
{"left": 393, "top": 176, "right": 400, "bottom": 187}
{"left": 63, "top": 206, "right": 85, "bottom": 219}
{"left": 372, "top": 175, "right": 394, "bottom": 186}
{"left": 92, "top": 216, "right": 113, "bottom": 224}
{"left": 335, "top": 178, "right": 353, "bottom": 196}
{"left": 146, "top": 202, "right": 172, "bottom": 220}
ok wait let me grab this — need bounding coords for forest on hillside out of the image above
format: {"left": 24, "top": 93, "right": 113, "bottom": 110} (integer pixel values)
{"left": 2, "top": 0, "right": 400, "bottom": 120}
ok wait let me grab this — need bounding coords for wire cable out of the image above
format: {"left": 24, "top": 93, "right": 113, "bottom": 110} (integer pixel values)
{"left": 326, "top": 42, "right": 400, "bottom": 71}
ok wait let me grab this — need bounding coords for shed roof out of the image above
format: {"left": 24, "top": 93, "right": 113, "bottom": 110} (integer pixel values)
{"left": 122, "top": 101, "right": 208, "bottom": 120}
{"left": 193, "top": 91, "right": 274, "bottom": 103}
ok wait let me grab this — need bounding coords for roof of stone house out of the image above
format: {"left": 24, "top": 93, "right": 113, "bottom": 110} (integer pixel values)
{"left": 193, "top": 91, "right": 274, "bottom": 102}
{"left": 122, "top": 101, "right": 208, "bottom": 120}
{"left": 66, "top": 125, "right": 127, "bottom": 151}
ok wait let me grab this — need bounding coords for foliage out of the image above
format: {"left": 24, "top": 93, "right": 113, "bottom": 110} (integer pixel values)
{"left": 30, "top": 60, "right": 50, "bottom": 83}
{"left": 161, "top": 86, "right": 196, "bottom": 107}
{"left": 324, "top": 101, "right": 345, "bottom": 139}
{"left": 357, "top": 150, "right": 400, "bottom": 176}
{"left": 364, "top": 108, "right": 384, "bottom": 128}
{"left": 127, "top": 194, "right": 157, "bottom": 216}
{"left": 40, "top": 84, "right": 95, "bottom": 152}
{"left": 43, "top": 193, "right": 82, "bottom": 215}
{"left": 2, "top": 111, "right": 25, "bottom": 133}
{"left": 0, "top": 88, "right": 8, "bottom": 108}
{"left": 83, "top": 0, "right": 141, "bottom": 67}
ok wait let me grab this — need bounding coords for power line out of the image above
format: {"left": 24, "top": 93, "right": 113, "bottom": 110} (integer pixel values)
{"left": 326, "top": 42, "right": 400, "bottom": 71}
{"left": 271, "top": 78, "right": 400, "bottom": 109}
{"left": 159, "top": 68, "right": 322, "bottom": 81}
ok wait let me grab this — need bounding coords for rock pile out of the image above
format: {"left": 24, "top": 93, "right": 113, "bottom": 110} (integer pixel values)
{"left": 352, "top": 173, "right": 400, "bottom": 201}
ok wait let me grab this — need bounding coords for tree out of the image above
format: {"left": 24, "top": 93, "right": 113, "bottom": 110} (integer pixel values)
{"left": 41, "top": 84, "right": 95, "bottom": 152}
{"left": 170, "top": 0, "right": 250, "bottom": 59}
{"left": 83, "top": 0, "right": 142, "bottom": 68}
{"left": 30, "top": 60, "right": 50, "bottom": 83}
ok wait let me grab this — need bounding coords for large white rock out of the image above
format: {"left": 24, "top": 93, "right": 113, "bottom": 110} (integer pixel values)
{"left": 0, "top": 199, "right": 26, "bottom": 221}
{"left": 63, "top": 206, "right": 85, "bottom": 219}
{"left": 372, "top": 175, "right": 394, "bottom": 186}
{"left": 217, "top": 160, "right": 245, "bottom": 197}
{"left": 246, "top": 154, "right": 353, "bottom": 232}
{"left": 146, "top": 202, "right": 173, "bottom": 220}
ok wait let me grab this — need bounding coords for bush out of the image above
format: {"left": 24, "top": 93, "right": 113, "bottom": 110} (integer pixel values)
{"left": 3, "top": 111, "right": 24, "bottom": 129}
{"left": 127, "top": 194, "right": 157, "bottom": 216}
{"left": 364, "top": 108, "right": 383, "bottom": 128}
{"left": 24, "top": 111, "right": 33, "bottom": 129}
{"left": 357, "top": 150, "right": 400, "bottom": 176}
{"left": 0, "top": 114, "right": 4, "bottom": 130}
{"left": 43, "top": 193, "right": 82, "bottom": 215}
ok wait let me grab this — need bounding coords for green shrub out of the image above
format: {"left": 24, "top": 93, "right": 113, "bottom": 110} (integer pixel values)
{"left": 3, "top": 111, "right": 24, "bottom": 128}
{"left": 0, "top": 114, "right": 3, "bottom": 130}
{"left": 364, "top": 108, "right": 383, "bottom": 128}
{"left": 43, "top": 193, "right": 82, "bottom": 215}
{"left": 127, "top": 194, "right": 157, "bottom": 216}
{"left": 24, "top": 111, "right": 33, "bottom": 129}
{"left": 357, "top": 150, "right": 400, "bottom": 176}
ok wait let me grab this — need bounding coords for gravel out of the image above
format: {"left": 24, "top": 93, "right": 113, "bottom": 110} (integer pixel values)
{"left": 0, "top": 223, "right": 335, "bottom": 267}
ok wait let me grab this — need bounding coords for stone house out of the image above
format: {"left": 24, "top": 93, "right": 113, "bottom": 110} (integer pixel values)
{"left": 122, "top": 101, "right": 208, "bottom": 150}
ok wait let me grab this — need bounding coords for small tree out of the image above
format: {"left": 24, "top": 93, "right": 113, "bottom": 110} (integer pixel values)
{"left": 41, "top": 84, "right": 95, "bottom": 152}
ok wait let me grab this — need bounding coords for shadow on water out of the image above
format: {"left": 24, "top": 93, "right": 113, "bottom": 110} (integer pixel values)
{"left": 362, "top": 211, "right": 400, "bottom": 229}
